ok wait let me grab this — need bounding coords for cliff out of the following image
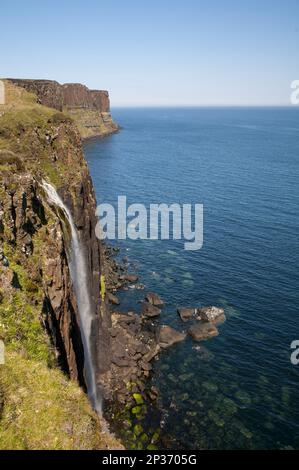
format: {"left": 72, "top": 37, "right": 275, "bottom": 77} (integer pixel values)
{"left": 0, "top": 80, "right": 121, "bottom": 449}
{"left": 7, "top": 79, "right": 119, "bottom": 140}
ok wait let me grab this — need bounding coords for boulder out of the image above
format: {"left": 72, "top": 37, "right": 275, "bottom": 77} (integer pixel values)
{"left": 123, "top": 274, "right": 139, "bottom": 283}
{"left": 188, "top": 322, "right": 219, "bottom": 341}
{"left": 108, "top": 292, "right": 120, "bottom": 305}
{"left": 197, "top": 306, "right": 225, "bottom": 324}
{"left": 177, "top": 307, "right": 196, "bottom": 322}
{"left": 141, "top": 301, "right": 161, "bottom": 319}
{"left": 145, "top": 292, "right": 164, "bottom": 307}
{"left": 158, "top": 325, "right": 186, "bottom": 349}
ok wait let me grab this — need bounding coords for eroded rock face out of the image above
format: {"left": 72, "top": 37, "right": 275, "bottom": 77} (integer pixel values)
{"left": 6, "top": 79, "right": 64, "bottom": 110}
{"left": 0, "top": 114, "right": 112, "bottom": 390}
{"left": 0, "top": 176, "right": 83, "bottom": 382}
{"left": 91, "top": 90, "right": 110, "bottom": 112}
{"left": 8, "top": 79, "right": 110, "bottom": 112}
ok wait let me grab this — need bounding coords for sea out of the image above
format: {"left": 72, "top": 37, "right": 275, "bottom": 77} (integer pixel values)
{"left": 84, "top": 107, "right": 299, "bottom": 449}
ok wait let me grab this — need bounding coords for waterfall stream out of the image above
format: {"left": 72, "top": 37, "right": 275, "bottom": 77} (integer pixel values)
{"left": 42, "top": 180, "right": 101, "bottom": 412}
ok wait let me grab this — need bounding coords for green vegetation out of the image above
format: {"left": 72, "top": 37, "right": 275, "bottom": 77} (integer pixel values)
{"left": 133, "top": 393, "right": 144, "bottom": 405}
{"left": 0, "top": 352, "right": 117, "bottom": 449}
{"left": 0, "top": 80, "right": 85, "bottom": 187}
{"left": 0, "top": 150, "right": 23, "bottom": 171}
{"left": 100, "top": 274, "right": 106, "bottom": 301}
{"left": 64, "top": 108, "right": 113, "bottom": 140}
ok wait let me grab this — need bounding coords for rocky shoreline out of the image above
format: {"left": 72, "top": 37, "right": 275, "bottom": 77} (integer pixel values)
{"left": 101, "top": 245, "right": 226, "bottom": 448}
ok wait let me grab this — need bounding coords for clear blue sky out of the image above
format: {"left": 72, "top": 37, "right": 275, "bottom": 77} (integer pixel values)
{"left": 1, "top": 0, "right": 298, "bottom": 106}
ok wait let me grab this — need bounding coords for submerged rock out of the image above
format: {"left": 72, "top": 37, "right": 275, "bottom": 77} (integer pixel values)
{"left": 192, "top": 344, "right": 214, "bottom": 361}
{"left": 108, "top": 292, "right": 120, "bottom": 305}
{"left": 158, "top": 325, "right": 186, "bottom": 349}
{"left": 177, "top": 307, "right": 196, "bottom": 322}
{"left": 188, "top": 322, "right": 219, "bottom": 341}
{"left": 197, "top": 306, "right": 226, "bottom": 324}
{"left": 122, "top": 274, "right": 139, "bottom": 283}
{"left": 145, "top": 292, "right": 164, "bottom": 307}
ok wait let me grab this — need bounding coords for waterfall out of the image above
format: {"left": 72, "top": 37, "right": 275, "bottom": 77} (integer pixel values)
{"left": 42, "top": 180, "right": 101, "bottom": 412}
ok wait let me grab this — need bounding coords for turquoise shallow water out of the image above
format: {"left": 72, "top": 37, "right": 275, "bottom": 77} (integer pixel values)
{"left": 84, "top": 107, "right": 299, "bottom": 449}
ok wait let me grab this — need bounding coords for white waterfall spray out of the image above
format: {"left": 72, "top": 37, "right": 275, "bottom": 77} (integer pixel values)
{"left": 42, "top": 180, "right": 101, "bottom": 412}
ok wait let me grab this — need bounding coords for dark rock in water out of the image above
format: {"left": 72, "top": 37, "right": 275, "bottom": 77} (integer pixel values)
{"left": 192, "top": 344, "right": 214, "bottom": 361}
{"left": 177, "top": 307, "right": 196, "bottom": 322}
{"left": 121, "top": 274, "right": 139, "bottom": 283}
{"left": 141, "top": 301, "right": 161, "bottom": 319}
{"left": 158, "top": 325, "right": 186, "bottom": 349}
{"left": 145, "top": 292, "right": 164, "bottom": 307}
{"left": 197, "top": 306, "right": 225, "bottom": 324}
{"left": 108, "top": 292, "right": 120, "bottom": 305}
{"left": 188, "top": 322, "right": 219, "bottom": 341}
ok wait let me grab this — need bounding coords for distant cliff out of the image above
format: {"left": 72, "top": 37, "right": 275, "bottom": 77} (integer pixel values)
{"left": 7, "top": 79, "right": 119, "bottom": 139}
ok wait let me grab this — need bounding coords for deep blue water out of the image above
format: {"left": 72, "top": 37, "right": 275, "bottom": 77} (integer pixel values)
{"left": 84, "top": 107, "right": 299, "bottom": 449}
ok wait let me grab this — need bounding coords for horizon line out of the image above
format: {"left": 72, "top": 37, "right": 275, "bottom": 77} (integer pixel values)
{"left": 111, "top": 104, "right": 297, "bottom": 109}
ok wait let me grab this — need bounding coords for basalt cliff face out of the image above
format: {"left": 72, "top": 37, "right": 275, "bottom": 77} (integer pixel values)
{"left": 0, "top": 80, "right": 122, "bottom": 449}
{"left": 8, "top": 79, "right": 119, "bottom": 140}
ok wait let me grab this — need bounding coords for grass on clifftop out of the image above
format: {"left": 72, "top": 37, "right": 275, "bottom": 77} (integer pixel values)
{"left": 0, "top": 352, "right": 121, "bottom": 450}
